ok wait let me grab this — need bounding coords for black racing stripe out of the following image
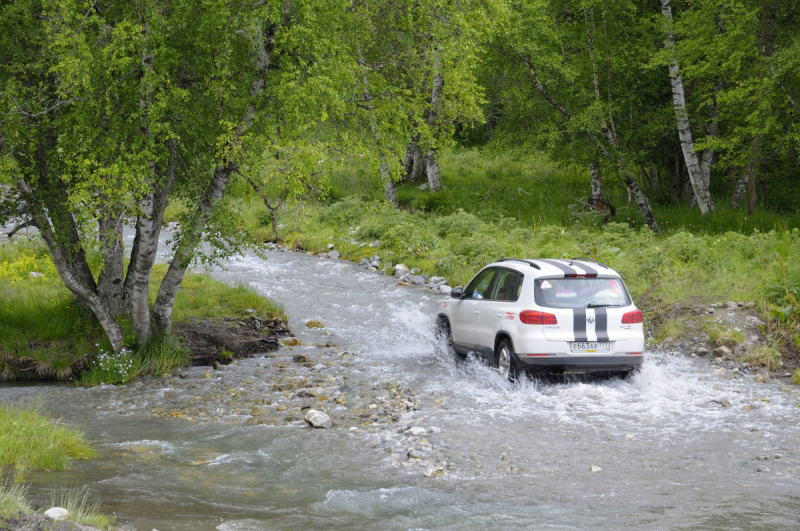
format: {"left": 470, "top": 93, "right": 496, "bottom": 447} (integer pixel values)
{"left": 594, "top": 308, "right": 609, "bottom": 341}
{"left": 539, "top": 259, "right": 577, "bottom": 276}
{"left": 573, "top": 308, "right": 587, "bottom": 342}
{"left": 573, "top": 261, "right": 598, "bottom": 276}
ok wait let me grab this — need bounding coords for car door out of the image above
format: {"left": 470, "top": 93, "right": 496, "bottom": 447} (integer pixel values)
{"left": 450, "top": 268, "right": 497, "bottom": 353}
{"left": 475, "top": 269, "right": 523, "bottom": 358}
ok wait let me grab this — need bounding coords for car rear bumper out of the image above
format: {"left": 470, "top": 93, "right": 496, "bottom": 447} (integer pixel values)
{"left": 517, "top": 354, "right": 644, "bottom": 374}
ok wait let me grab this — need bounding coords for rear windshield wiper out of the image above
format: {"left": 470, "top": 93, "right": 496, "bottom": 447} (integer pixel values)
{"left": 587, "top": 303, "right": 617, "bottom": 308}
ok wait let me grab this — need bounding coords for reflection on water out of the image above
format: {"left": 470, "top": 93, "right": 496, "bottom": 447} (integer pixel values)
{"left": 3, "top": 248, "right": 800, "bottom": 530}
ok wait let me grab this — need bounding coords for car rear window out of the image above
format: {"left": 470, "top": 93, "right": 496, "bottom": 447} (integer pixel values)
{"left": 534, "top": 277, "right": 631, "bottom": 309}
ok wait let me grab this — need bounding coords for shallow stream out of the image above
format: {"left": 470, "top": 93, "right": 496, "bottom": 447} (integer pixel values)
{"left": 3, "top": 247, "right": 800, "bottom": 530}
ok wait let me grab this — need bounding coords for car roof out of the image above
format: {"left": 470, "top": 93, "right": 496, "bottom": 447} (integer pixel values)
{"left": 487, "top": 258, "right": 622, "bottom": 278}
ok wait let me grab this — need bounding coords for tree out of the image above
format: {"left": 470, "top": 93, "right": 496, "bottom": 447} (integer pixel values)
{"left": 0, "top": 0, "right": 347, "bottom": 351}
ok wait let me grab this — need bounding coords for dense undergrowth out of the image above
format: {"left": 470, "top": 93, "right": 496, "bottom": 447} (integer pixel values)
{"left": 0, "top": 238, "right": 285, "bottom": 385}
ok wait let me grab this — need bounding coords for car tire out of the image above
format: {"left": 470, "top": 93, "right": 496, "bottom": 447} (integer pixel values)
{"left": 496, "top": 338, "right": 520, "bottom": 381}
{"left": 435, "top": 316, "right": 463, "bottom": 360}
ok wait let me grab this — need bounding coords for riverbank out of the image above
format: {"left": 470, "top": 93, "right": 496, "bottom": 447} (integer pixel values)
{"left": 0, "top": 238, "right": 290, "bottom": 385}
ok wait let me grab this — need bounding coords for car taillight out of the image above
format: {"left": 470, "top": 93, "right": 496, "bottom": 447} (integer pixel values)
{"left": 621, "top": 309, "right": 643, "bottom": 324}
{"left": 519, "top": 310, "right": 558, "bottom": 325}
{"left": 565, "top": 273, "right": 597, "bottom": 278}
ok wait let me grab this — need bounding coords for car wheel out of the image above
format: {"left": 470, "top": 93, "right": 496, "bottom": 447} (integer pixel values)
{"left": 435, "top": 316, "right": 463, "bottom": 359}
{"left": 496, "top": 338, "right": 520, "bottom": 381}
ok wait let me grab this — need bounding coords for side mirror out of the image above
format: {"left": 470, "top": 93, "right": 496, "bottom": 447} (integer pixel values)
{"left": 451, "top": 286, "right": 464, "bottom": 299}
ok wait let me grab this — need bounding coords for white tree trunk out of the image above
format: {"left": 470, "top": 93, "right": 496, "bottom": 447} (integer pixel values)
{"left": 426, "top": 67, "right": 444, "bottom": 192}
{"left": 426, "top": 151, "right": 441, "bottom": 192}
{"left": 97, "top": 206, "right": 125, "bottom": 318}
{"left": 660, "top": 0, "right": 715, "bottom": 214}
{"left": 590, "top": 160, "right": 602, "bottom": 202}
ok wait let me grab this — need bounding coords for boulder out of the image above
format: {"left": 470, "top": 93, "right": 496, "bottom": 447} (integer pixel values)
{"left": 279, "top": 337, "right": 302, "bottom": 347}
{"left": 328, "top": 250, "right": 340, "bottom": 259}
{"left": 304, "top": 409, "right": 332, "bottom": 429}
{"left": 411, "top": 275, "right": 425, "bottom": 285}
{"left": 429, "top": 276, "right": 446, "bottom": 284}
{"left": 44, "top": 508, "right": 69, "bottom": 520}
{"left": 395, "top": 269, "right": 408, "bottom": 279}
{"left": 395, "top": 264, "right": 410, "bottom": 273}
{"left": 359, "top": 258, "right": 371, "bottom": 267}
{"left": 399, "top": 273, "right": 414, "bottom": 283}
{"left": 307, "top": 320, "right": 325, "bottom": 329}
{"left": 438, "top": 285, "right": 453, "bottom": 295}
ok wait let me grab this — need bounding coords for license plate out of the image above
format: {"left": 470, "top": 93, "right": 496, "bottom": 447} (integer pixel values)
{"left": 570, "top": 342, "right": 610, "bottom": 353}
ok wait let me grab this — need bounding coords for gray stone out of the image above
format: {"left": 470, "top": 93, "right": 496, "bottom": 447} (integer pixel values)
{"left": 304, "top": 409, "right": 332, "bottom": 429}
{"left": 433, "top": 280, "right": 448, "bottom": 290}
{"left": 28, "top": 271, "right": 44, "bottom": 278}
{"left": 359, "top": 258, "right": 371, "bottom": 267}
{"left": 317, "top": 253, "right": 327, "bottom": 258}
{"left": 712, "top": 346, "right": 732, "bottom": 358}
{"left": 399, "top": 273, "right": 414, "bottom": 283}
{"left": 44, "top": 508, "right": 69, "bottom": 520}
{"left": 367, "top": 267, "right": 378, "bottom": 272}
{"left": 712, "top": 399, "right": 731, "bottom": 408}
{"left": 395, "top": 264, "right": 410, "bottom": 273}
{"left": 327, "top": 243, "right": 335, "bottom": 250}
{"left": 745, "top": 302, "right": 755, "bottom": 308}
{"left": 418, "top": 183, "right": 429, "bottom": 190}
{"left": 757, "top": 466, "right": 770, "bottom": 472}
{"left": 695, "top": 347, "right": 710, "bottom": 357}
{"left": 395, "top": 269, "right": 408, "bottom": 279}
{"left": 429, "top": 276, "right": 446, "bottom": 284}
{"left": 370, "top": 240, "right": 381, "bottom": 247}
{"left": 408, "top": 449, "right": 426, "bottom": 459}
{"left": 370, "top": 254, "right": 380, "bottom": 263}
{"left": 410, "top": 268, "right": 420, "bottom": 275}
{"left": 328, "top": 250, "right": 340, "bottom": 259}
{"left": 726, "top": 301, "right": 737, "bottom": 309}
{"left": 439, "top": 285, "right": 453, "bottom": 295}
{"left": 411, "top": 275, "right": 425, "bottom": 285}
{"left": 421, "top": 274, "right": 430, "bottom": 281}
{"left": 405, "top": 426, "right": 427, "bottom": 436}
{"left": 359, "top": 242, "right": 366, "bottom": 248}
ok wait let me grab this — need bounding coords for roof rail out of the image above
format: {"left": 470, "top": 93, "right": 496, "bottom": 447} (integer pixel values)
{"left": 497, "top": 258, "right": 541, "bottom": 270}
{"left": 570, "top": 257, "right": 608, "bottom": 269}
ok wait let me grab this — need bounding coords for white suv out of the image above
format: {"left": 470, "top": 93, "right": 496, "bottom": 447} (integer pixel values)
{"left": 435, "top": 258, "right": 644, "bottom": 379}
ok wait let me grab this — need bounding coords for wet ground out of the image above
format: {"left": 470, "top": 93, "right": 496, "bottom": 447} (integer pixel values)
{"left": 2, "top": 247, "right": 800, "bottom": 530}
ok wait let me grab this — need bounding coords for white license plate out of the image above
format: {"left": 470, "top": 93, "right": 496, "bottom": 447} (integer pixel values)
{"left": 570, "top": 342, "right": 610, "bottom": 353}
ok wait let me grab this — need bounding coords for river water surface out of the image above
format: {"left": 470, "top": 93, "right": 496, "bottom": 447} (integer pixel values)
{"left": 3, "top": 247, "right": 800, "bottom": 530}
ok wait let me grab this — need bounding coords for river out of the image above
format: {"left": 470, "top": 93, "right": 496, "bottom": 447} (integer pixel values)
{"left": 2, "top": 246, "right": 800, "bottom": 530}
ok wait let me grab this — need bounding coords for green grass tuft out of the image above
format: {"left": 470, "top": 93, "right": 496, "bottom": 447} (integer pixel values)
{"left": 49, "top": 486, "right": 115, "bottom": 529}
{"left": 705, "top": 324, "right": 746, "bottom": 348}
{"left": 0, "top": 404, "right": 97, "bottom": 474}
{"left": 742, "top": 346, "right": 782, "bottom": 372}
{"left": 0, "top": 480, "right": 30, "bottom": 519}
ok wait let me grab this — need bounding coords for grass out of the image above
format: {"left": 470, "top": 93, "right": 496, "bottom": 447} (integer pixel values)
{"left": 49, "top": 486, "right": 115, "bottom": 529}
{"left": 654, "top": 318, "right": 687, "bottom": 343}
{"left": 0, "top": 480, "right": 30, "bottom": 519}
{"left": 704, "top": 324, "right": 746, "bottom": 348}
{"left": 0, "top": 239, "right": 285, "bottom": 385}
{"left": 742, "top": 345, "right": 782, "bottom": 372}
{"left": 0, "top": 403, "right": 97, "bottom": 474}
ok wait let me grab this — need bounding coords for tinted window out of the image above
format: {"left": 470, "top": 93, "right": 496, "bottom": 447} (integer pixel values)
{"left": 488, "top": 269, "right": 522, "bottom": 301}
{"left": 464, "top": 268, "right": 496, "bottom": 299}
{"left": 534, "top": 277, "right": 631, "bottom": 308}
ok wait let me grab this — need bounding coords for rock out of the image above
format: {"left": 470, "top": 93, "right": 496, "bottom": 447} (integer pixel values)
{"left": 424, "top": 466, "right": 445, "bottom": 477}
{"left": 726, "top": 301, "right": 737, "bottom": 309}
{"left": 395, "top": 264, "right": 410, "bottom": 273}
{"left": 411, "top": 275, "right": 425, "bottom": 285}
{"left": 160, "top": 373, "right": 171, "bottom": 378}
{"left": 244, "top": 417, "right": 265, "bottom": 425}
{"left": 438, "top": 285, "right": 453, "bottom": 295}
{"left": 292, "top": 354, "right": 309, "bottom": 363}
{"left": 395, "top": 269, "right": 408, "bottom": 279}
{"left": 279, "top": 337, "right": 302, "bottom": 347}
{"left": 429, "top": 276, "right": 446, "bottom": 284}
{"left": 359, "top": 243, "right": 366, "bottom": 248}
{"left": 307, "top": 320, "right": 325, "bottom": 329}
{"left": 308, "top": 388, "right": 321, "bottom": 397}
{"left": 201, "top": 372, "right": 212, "bottom": 379}
{"left": 712, "top": 346, "right": 732, "bottom": 358}
{"left": 370, "top": 240, "right": 381, "bottom": 247}
{"left": 746, "top": 302, "right": 755, "bottom": 308}
{"left": 428, "top": 426, "right": 442, "bottom": 433}
{"left": 757, "top": 466, "right": 770, "bottom": 472}
{"left": 695, "top": 347, "right": 710, "bottom": 357}
{"left": 370, "top": 255, "right": 380, "bottom": 264}
{"left": 410, "top": 268, "right": 420, "bottom": 274}
{"left": 624, "top": 434, "right": 635, "bottom": 439}
{"left": 213, "top": 361, "right": 221, "bottom": 370}
{"left": 712, "top": 399, "right": 731, "bottom": 408}
{"left": 359, "top": 258, "right": 371, "bottom": 267}
{"left": 327, "top": 243, "right": 335, "bottom": 249}
{"left": 328, "top": 250, "right": 340, "bottom": 259}
{"left": 737, "top": 301, "right": 744, "bottom": 307}
{"left": 304, "top": 409, "right": 332, "bottom": 429}
{"left": 589, "top": 466, "right": 602, "bottom": 472}
{"left": 405, "top": 426, "right": 427, "bottom": 436}
{"left": 28, "top": 271, "right": 44, "bottom": 278}
{"left": 317, "top": 253, "right": 327, "bottom": 258}
{"left": 418, "top": 183, "right": 429, "bottom": 190}
{"left": 276, "top": 405, "right": 287, "bottom": 411}
{"left": 367, "top": 267, "right": 378, "bottom": 272}
{"left": 407, "top": 449, "right": 426, "bottom": 459}
{"left": 44, "top": 507, "right": 69, "bottom": 520}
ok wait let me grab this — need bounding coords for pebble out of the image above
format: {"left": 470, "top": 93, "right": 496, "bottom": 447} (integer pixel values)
{"left": 44, "top": 507, "right": 69, "bottom": 520}
{"left": 757, "top": 466, "right": 770, "bottom": 472}
{"left": 405, "top": 426, "right": 427, "bottom": 436}
{"left": 590, "top": 466, "right": 602, "bottom": 472}
{"left": 327, "top": 243, "right": 335, "bottom": 249}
